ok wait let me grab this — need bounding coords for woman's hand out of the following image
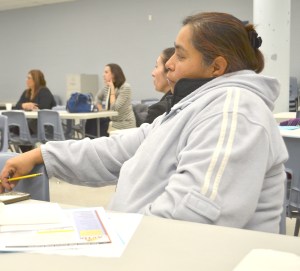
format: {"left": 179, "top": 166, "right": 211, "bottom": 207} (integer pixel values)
{"left": 106, "top": 80, "right": 114, "bottom": 90}
{"left": 0, "top": 148, "right": 44, "bottom": 193}
{"left": 22, "top": 102, "right": 39, "bottom": 111}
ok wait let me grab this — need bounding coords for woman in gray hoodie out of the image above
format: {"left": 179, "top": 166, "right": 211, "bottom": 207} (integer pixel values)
{"left": 0, "top": 12, "right": 288, "bottom": 233}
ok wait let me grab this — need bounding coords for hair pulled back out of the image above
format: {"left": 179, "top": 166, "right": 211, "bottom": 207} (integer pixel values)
{"left": 183, "top": 12, "right": 264, "bottom": 73}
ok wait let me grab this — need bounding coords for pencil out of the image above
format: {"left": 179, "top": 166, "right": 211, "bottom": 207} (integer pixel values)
{"left": 0, "top": 173, "right": 43, "bottom": 183}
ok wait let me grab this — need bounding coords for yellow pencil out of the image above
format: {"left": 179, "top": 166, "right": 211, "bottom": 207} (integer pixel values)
{"left": 0, "top": 173, "right": 43, "bottom": 183}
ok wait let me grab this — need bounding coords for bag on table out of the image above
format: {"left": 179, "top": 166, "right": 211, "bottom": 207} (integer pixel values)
{"left": 66, "top": 92, "right": 95, "bottom": 113}
{"left": 279, "top": 118, "right": 300, "bottom": 126}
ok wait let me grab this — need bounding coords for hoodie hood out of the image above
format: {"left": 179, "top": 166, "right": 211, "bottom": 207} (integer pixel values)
{"left": 170, "top": 70, "right": 280, "bottom": 114}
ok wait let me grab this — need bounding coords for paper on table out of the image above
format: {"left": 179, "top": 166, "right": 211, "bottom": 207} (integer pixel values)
{"left": 233, "top": 249, "right": 300, "bottom": 271}
{"left": 0, "top": 207, "right": 111, "bottom": 249}
{"left": 278, "top": 126, "right": 300, "bottom": 130}
{"left": 0, "top": 202, "right": 63, "bottom": 225}
{"left": 35, "top": 212, "right": 143, "bottom": 257}
{"left": 0, "top": 207, "right": 142, "bottom": 258}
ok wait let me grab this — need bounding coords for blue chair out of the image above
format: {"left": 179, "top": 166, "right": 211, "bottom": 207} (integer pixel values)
{"left": 0, "top": 115, "right": 8, "bottom": 152}
{"left": 37, "top": 110, "right": 65, "bottom": 143}
{"left": 2, "top": 111, "right": 38, "bottom": 153}
{"left": 0, "top": 152, "right": 50, "bottom": 201}
{"left": 283, "top": 136, "right": 300, "bottom": 236}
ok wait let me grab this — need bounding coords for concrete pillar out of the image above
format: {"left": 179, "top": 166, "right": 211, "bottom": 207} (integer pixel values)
{"left": 253, "top": 0, "right": 291, "bottom": 113}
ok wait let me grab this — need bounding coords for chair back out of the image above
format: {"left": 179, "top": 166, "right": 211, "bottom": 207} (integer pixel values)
{"left": 289, "top": 77, "right": 299, "bottom": 112}
{"left": 279, "top": 176, "right": 287, "bottom": 234}
{"left": 2, "top": 111, "right": 37, "bottom": 151}
{"left": 284, "top": 137, "right": 300, "bottom": 210}
{"left": 53, "top": 95, "right": 63, "bottom": 106}
{"left": 132, "top": 104, "right": 148, "bottom": 127}
{"left": 283, "top": 136, "right": 300, "bottom": 235}
{"left": 141, "top": 98, "right": 159, "bottom": 106}
{"left": 0, "top": 115, "right": 8, "bottom": 152}
{"left": 37, "top": 110, "right": 65, "bottom": 143}
{"left": 0, "top": 152, "right": 50, "bottom": 201}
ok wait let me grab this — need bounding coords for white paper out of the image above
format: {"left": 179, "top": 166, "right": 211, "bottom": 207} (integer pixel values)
{"left": 0, "top": 202, "right": 63, "bottom": 225}
{"left": 0, "top": 207, "right": 111, "bottom": 249}
{"left": 233, "top": 249, "right": 300, "bottom": 271}
{"left": 0, "top": 207, "right": 142, "bottom": 258}
{"left": 34, "top": 212, "right": 143, "bottom": 257}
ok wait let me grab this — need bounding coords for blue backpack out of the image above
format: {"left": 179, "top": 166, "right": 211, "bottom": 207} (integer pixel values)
{"left": 66, "top": 92, "right": 94, "bottom": 113}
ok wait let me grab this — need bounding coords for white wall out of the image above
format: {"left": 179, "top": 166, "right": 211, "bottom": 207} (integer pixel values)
{"left": 0, "top": 0, "right": 253, "bottom": 103}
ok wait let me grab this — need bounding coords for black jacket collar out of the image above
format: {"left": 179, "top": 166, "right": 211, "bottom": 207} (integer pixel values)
{"left": 166, "top": 78, "right": 214, "bottom": 113}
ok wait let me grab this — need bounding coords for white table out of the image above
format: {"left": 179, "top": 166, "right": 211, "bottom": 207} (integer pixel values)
{"left": 18, "top": 110, "right": 118, "bottom": 121}
{"left": 279, "top": 127, "right": 300, "bottom": 138}
{"left": 274, "top": 112, "right": 296, "bottom": 123}
{"left": 275, "top": 112, "right": 300, "bottom": 138}
{"left": 1, "top": 201, "right": 300, "bottom": 271}
{"left": 1, "top": 110, "right": 118, "bottom": 137}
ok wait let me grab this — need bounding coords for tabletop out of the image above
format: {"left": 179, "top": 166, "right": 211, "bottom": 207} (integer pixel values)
{"left": 279, "top": 127, "right": 300, "bottom": 138}
{"left": 0, "top": 109, "right": 118, "bottom": 120}
{"left": 274, "top": 112, "right": 296, "bottom": 123}
{"left": 1, "top": 203, "right": 300, "bottom": 271}
{"left": 0, "top": 109, "right": 119, "bottom": 138}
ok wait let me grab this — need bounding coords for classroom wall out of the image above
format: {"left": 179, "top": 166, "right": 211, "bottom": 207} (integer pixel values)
{"left": 0, "top": 0, "right": 254, "bottom": 103}
{"left": 1, "top": 0, "right": 298, "bottom": 105}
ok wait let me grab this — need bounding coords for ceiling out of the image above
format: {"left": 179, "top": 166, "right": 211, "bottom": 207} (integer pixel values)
{"left": 0, "top": 0, "right": 78, "bottom": 11}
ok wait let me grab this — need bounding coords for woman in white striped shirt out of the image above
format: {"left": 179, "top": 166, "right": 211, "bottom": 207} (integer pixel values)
{"left": 86, "top": 63, "right": 136, "bottom": 137}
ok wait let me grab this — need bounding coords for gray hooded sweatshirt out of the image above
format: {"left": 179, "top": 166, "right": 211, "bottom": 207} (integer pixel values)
{"left": 42, "top": 70, "right": 288, "bottom": 233}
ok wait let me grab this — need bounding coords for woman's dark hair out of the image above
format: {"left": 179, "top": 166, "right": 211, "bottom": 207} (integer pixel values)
{"left": 161, "top": 47, "right": 175, "bottom": 73}
{"left": 106, "top": 63, "right": 126, "bottom": 88}
{"left": 182, "top": 12, "right": 264, "bottom": 73}
{"left": 26, "top": 69, "right": 47, "bottom": 99}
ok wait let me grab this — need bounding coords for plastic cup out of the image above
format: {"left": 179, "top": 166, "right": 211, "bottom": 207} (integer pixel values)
{"left": 5, "top": 103, "right": 12, "bottom": 110}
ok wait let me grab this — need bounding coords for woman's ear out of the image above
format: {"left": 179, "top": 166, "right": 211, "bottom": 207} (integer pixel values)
{"left": 211, "top": 56, "right": 228, "bottom": 76}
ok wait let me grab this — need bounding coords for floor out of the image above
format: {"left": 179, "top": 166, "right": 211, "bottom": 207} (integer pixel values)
{"left": 49, "top": 177, "right": 299, "bottom": 237}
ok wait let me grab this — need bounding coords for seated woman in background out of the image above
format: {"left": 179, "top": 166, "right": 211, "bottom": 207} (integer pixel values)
{"left": 144, "top": 47, "right": 174, "bottom": 124}
{"left": 16, "top": 69, "right": 56, "bottom": 113}
{"left": 85, "top": 63, "right": 136, "bottom": 137}
{"left": 15, "top": 69, "right": 56, "bottom": 152}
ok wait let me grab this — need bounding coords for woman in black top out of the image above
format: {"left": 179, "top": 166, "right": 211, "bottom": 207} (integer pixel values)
{"left": 15, "top": 70, "right": 56, "bottom": 151}
{"left": 145, "top": 47, "right": 175, "bottom": 124}
{"left": 16, "top": 69, "right": 56, "bottom": 113}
